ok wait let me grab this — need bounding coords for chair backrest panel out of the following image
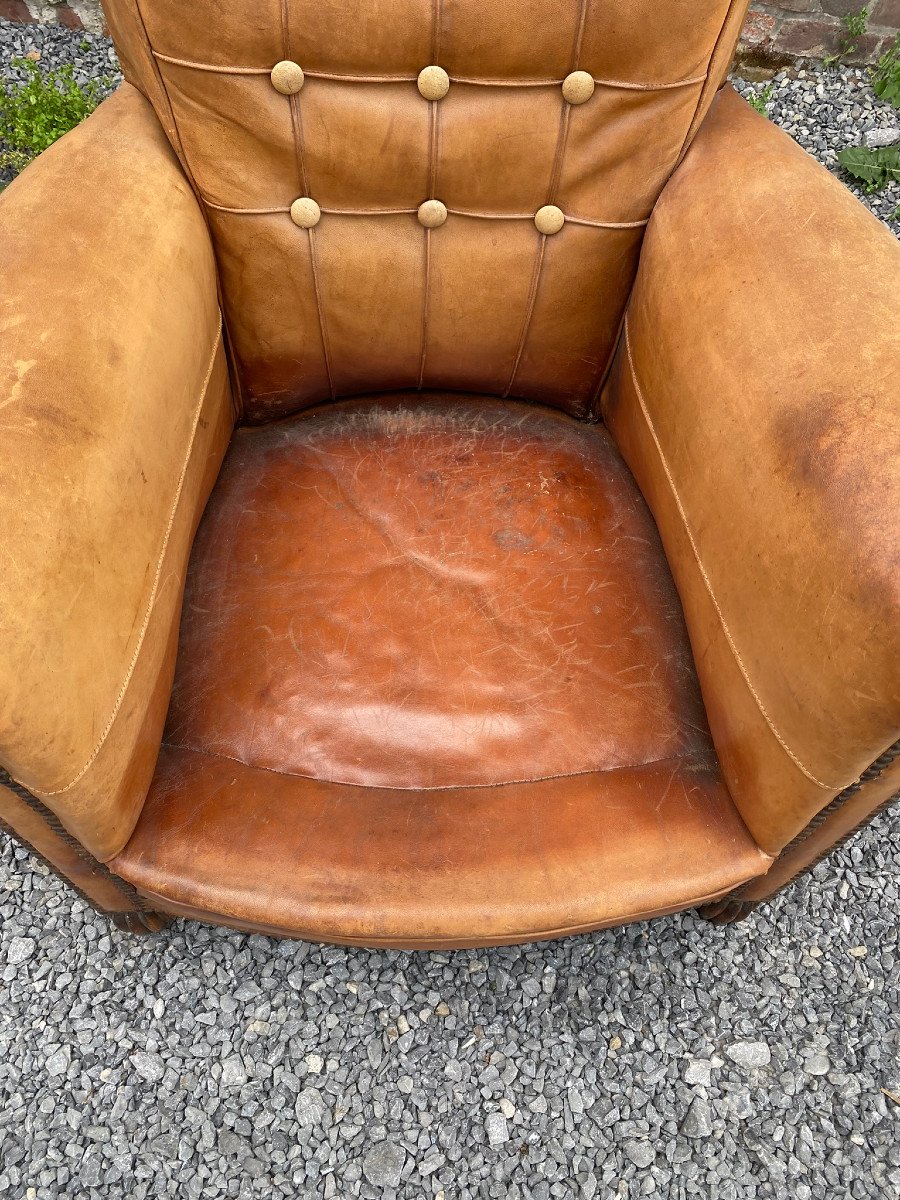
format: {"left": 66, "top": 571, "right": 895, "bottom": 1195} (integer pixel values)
{"left": 105, "top": 0, "right": 747, "bottom": 420}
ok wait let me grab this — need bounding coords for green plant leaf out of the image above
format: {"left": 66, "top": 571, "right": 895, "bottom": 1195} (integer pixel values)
{"left": 0, "top": 59, "right": 110, "bottom": 173}
{"left": 837, "top": 143, "right": 900, "bottom": 190}
{"left": 871, "top": 39, "right": 900, "bottom": 108}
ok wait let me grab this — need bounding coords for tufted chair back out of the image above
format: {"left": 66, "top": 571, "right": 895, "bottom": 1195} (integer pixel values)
{"left": 104, "top": 0, "right": 748, "bottom": 421}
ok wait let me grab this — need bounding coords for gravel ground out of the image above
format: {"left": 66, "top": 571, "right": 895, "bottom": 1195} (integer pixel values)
{"left": 732, "top": 68, "right": 900, "bottom": 235}
{"left": 1, "top": 19, "right": 899, "bottom": 1200}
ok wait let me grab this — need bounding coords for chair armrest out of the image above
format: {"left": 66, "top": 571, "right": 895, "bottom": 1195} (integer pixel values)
{"left": 602, "top": 85, "right": 900, "bottom": 856}
{"left": 0, "top": 84, "right": 233, "bottom": 861}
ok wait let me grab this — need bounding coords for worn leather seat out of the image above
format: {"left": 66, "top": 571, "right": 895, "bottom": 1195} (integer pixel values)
{"left": 0, "top": 0, "right": 897, "bottom": 944}
{"left": 109, "top": 396, "right": 768, "bottom": 944}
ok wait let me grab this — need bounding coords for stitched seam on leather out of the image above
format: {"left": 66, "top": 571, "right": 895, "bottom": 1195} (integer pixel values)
{"left": 279, "top": 4, "right": 334, "bottom": 402}
{"left": 418, "top": 0, "right": 442, "bottom": 393}
{"left": 586, "top": 2, "right": 743, "bottom": 418}
{"left": 160, "top": 739, "right": 715, "bottom": 792}
{"left": 675, "top": 0, "right": 745, "bottom": 167}
{"left": 26, "top": 322, "right": 224, "bottom": 799}
{"left": 281, "top": 1, "right": 308, "bottom": 198}
{"left": 131, "top": 0, "right": 245, "bottom": 421}
{"left": 131, "top": 1, "right": 190, "bottom": 168}
{"left": 771, "top": 740, "right": 899, "bottom": 862}
{"left": 504, "top": 235, "right": 546, "bottom": 398}
{"left": 307, "top": 228, "right": 336, "bottom": 400}
{"left": 431, "top": 0, "right": 442, "bottom": 63}
{"left": 150, "top": 52, "right": 707, "bottom": 92}
{"left": 419, "top": 227, "right": 433, "bottom": 390}
{"left": 623, "top": 319, "right": 841, "bottom": 792}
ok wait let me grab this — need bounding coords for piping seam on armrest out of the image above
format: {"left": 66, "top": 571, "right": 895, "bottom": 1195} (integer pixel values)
{"left": 624, "top": 316, "right": 844, "bottom": 793}
{"left": 25, "top": 317, "right": 224, "bottom": 799}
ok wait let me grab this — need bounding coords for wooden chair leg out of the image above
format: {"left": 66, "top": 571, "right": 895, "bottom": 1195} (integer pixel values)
{"left": 1, "top": 771, "right": 169, "bottom": 935}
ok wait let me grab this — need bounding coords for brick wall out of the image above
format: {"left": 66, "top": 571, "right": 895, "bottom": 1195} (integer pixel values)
{"left": 0, "top": 0, "right": 898, "bottom": 64}
{"left": 742, "top": 0, "right": 899, "bottom": 64}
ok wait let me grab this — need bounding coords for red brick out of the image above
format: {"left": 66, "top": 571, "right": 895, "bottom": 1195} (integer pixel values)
{"left": 741, "top": 11, "right": 778, "bottom": 45}
{"left": 55, "top": 3, "right": 84, "bottom": 29}
{"left": 871, "top": 0, "right": 900, "bottom": 29}
{"left": 821, "top": 0, "right": 870, "bottom": 16}
{"left": 0, "top": 0, "right": 32, "bottom": 22}
{"left": 845, "top": 31, "right": 890, "bottom": 59}
{"left": 775, "top": 15, "right": 845, "bottom": 54}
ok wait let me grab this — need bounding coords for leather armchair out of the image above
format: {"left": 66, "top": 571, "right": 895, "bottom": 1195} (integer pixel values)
{"left": 1, "top": 0, "right": 897, "bottom": 946}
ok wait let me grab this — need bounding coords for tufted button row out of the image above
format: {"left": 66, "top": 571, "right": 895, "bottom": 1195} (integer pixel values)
{"left": 271, "top": 59, "right": 595, "bottom": 105}
{"left": 290, "top": 198, "right": 569, "bottom": 234}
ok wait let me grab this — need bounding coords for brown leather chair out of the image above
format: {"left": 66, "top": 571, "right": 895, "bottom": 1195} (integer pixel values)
{"left": 1, "top": 0, "right": 897, "bottom": 948}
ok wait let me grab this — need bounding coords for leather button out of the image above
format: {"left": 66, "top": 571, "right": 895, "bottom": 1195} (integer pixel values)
{"left": 534, "top": 205, "right": 565, "bottom": 235}
{"left": 290, "top": 197, "right": 321, "bottom": 228}
{"left": 417, "top": 65, "right": 450, "bottom": 101}
{"left": 418, "top": 200, "right": 448, "bottom": 228}
{"left": 271, "top": 60, "right": 305, "bottom": 95}
{"left": 561, "top": 70, "right": 594, "bottom": 105}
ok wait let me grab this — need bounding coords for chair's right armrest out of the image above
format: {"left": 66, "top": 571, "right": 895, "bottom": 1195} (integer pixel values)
{"left": 0, "top": 84, "right": 234, "bottom": 862}
{"left": 602, "top": 86, "right": 899, "bottom": 858}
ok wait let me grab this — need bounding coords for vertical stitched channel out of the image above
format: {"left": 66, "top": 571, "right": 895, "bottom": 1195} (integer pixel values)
{"left": 419, "top": 0, "right": 443, "bottom": 389}
{"left": 505, "top": 0, "right": 591, "bottom": 397}
{"left": 282, "top": 0, "right": 335, "bottom": 398}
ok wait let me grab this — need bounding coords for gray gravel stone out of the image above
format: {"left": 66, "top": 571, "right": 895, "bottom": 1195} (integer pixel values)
{"left": 684, "top": 1058, "right": 713, "bottom": 1086}
{"left": 804, "top": 1054, "right": 831, "bottom": 1076}
{"left": 1, "top": 20, "right": 898, "bottom": 1200}
{"left": 863, "top": 125, "right": 900, "bottom": 148}
{"left": 484, "top": 1112, "right": 509, "bottom": 1147}
{"left": 129, "top": 1051, "right": 165, "bottom": 1083}
{"left": 725, "top": 1041, "right": 772, "bottom": 1069}
{"left": 624, "top": 1140, "right": 656, "bottom": 1166}
{"left": 682, "top": 1097, "right": 714, "bottom": 1138}
{"left": 362, "top": 1141, "right": 406, "bottom": 1188}
{"left": 5, "top": 936, "right": 35, "bottom": 964}
{"left": 44, "top": 1047, "right": 70, "bottom": 1078}
{"left": 294, "top": 1087, "right": 325, "bottom": 1127}
{"left": 220, "top": 1054, "right": 247, "bottom": 1086}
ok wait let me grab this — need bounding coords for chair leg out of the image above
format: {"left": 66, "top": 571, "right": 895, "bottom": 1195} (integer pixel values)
{"left": 110, "top": 910, "right": 171, "bottom": 934}
{"left": 697, "top": 743, "right": 898, "bottom": 926}
{"left": 695, "top": 894, "right": 759, "bottom": 925}
{"left": 1, "top": 771, "right": 169, "bottom": 935}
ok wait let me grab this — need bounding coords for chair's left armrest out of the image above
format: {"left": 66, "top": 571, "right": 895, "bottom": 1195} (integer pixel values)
{"left": 0, "top": 84, "right": 233, "bottom": 861}
{"left": 602, "top": 85, "right": 900, "bottom": 857}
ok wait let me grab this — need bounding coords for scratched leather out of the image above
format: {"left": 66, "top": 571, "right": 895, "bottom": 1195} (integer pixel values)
{"left": 111, "top": 741, "right": 772, "bottom": 947}
{"left": 163, "top": 397, "right": 715, "bottom": 789}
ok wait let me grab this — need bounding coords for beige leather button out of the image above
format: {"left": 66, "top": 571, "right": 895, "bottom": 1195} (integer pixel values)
{"left": 290, "top": 197, "right": 321, "bottom": 229}
{"left": 418, "top": 200, "right": 448, "bottom": 228}
{"left": 271, "top": 60, "right": 305, "bottom": 95}
{"left": 417, "top": 65, "right": 450, "bottom": 101}
{"left": 534, "top": 205, "right": 565, "bottom": 235}
{"left": 561, "top": 70, "right": 594, "bottom": 105}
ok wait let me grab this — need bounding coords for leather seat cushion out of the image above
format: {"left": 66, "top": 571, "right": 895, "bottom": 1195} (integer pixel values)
{"left": 111, "top": 394, "right": 770, "bottom": 945}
